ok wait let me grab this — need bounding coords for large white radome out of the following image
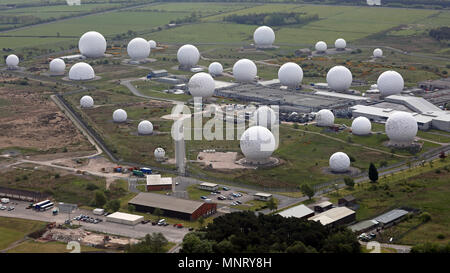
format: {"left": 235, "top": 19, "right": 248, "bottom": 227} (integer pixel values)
{"left": 326, "top": 66, "right": 352, "bottom": 92}
{"left": 154, "top": 147, "right": 165, "bottom": 161}
{"left": 69, "top": 62, "right": 95, "bottom": 81}
{"left": 188, "top": 72, "right": 215, "bottom": 98}
{"left": 80, "top": 95, "right": 94, "bottom": 108}
{"left": 335, "top": 38, "right": 346, "bottom": 49}
{"left": 148, "top": 40, "right": 157, "bottom": 49}
{"left": 315, "top": 41, "right": 327, "bottom": 52}
{"left": 316, "top": 109, "right": 334, "bottom": 127}
{"left": 329, "top": 152, "right": 351, "bottom": 173}
{"left": 208, "top": 62, "right": 223, "bottom": 76}
{"left": 351, "top": 116, "right": 371, "bottom": 135}
{"left": 253, "top": 106, "right": 277, "bottom": 128}
{"left": 127, "top": 38, "right": 150, "bottom": 60}
{"left": 6, "top": 54, "right": 19, "bottom": 67}
{"left": 113, "top": 109, "right": 127, "bottom": 123}
{"left": 233, "top": 59, "right": 257, "bottom": 83}
{"left": 377, "top": 71, "right": 404, "bottom": 96}
{"left": 278, "top": 62, "right": 303, "bottom": 88}
{"left": 138, "top": 120, "right": 153, "bottom": 135}
{"left": 49, "top": 58, "right": 65, "bottom": 74}
{"left": 385, "top": 112, "right": 417, "bottom": 146}
{"left": 373, "top": 48, "right": 383, "bottom": 58}
{"left": 240, "top": 126, "right": 276, "bottom": 163}
{"left": 78, "top": 31, "right": 106, "bottom": 58}
{"left": 253, "top": 26, "right": 275, "bottom": 48}
{"left": 177, "top": 44, "right": 200, "bottom": 67}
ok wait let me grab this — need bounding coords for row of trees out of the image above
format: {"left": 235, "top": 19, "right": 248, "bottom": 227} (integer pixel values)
{"left": 429, "top": 27, "right": 450, "bottom": 41}
{"left": 223, "top": 12, "right": 319, "bottom": 26}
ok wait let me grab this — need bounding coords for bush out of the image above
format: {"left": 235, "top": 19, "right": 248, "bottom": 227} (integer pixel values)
{"left": 86, "top": 183, "right": 99, "bottom": 191}
{"left": 420, "top": 212, "right": 432, "bottom": 223}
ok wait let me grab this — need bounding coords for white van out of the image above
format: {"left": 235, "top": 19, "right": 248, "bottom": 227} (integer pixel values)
{"left": 157, "top": 219, "right": 166, "bottom": 225}
{"left": 1, "top": 198, "right": 10, "bottom": 204}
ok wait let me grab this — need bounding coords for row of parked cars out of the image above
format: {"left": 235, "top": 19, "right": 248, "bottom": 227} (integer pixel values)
{"left": 73, "top": 214, "right": 103, "bottom": 224}
{"left": 0, "top": 205, "right": 14, "bottom": 211}
{"left": 358, "top": 232, "right": 377, "bottom": 242}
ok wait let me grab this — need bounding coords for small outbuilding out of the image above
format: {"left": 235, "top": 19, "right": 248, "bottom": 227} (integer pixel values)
{"left": 349, "top": 219, "right": 379, "bottom": 234}
{"left": 254, "top": 192, "right": 273, "bottom": 201}
{"left": 338, "top": 195, "right": 356, "bottom": 207}
{"left": 106, "top": 212, "right": 144, "bottom": 226}
{"left": 314, "top": 201, "right": 333, "bottom": 213}
{"left": 198, "top": 182, "right": 218, "bottom": 192}
{"left": 277, "top": 204, "right": 314, "bottom": 220}
{"left": 146, "top": 174, "right": 173, "bottom": 191}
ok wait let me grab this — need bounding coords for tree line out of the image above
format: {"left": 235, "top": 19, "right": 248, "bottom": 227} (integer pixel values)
{"left": 223, "top": 12, "right": 319, "bottom": 26}
{"left": 429, "top": 27, "right": 450, "bottom": 41}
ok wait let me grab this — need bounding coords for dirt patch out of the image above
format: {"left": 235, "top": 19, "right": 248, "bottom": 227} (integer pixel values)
{"left": 196, "top": 151, "right": 249, "bottom": 169}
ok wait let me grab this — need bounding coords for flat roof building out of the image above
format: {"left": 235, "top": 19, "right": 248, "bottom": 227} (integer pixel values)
{"left": 314, "top": 201, "right": 333, "bottom": 213}
{"left": 373, "top": 209, "right": 409, "bottom": 227}
{"left": 128, "top": 192, "right": 216, "bottom": 221}
{"left": 146, "top": 174, "right": 173, "bottom": 191}
{"left": 277, "top": 204, "right": 314, "bottom": 220}
{"left": 349, "top": 219, "right": 379, "bottom": 234}
{"left": 106, "top": 212, "right": 144, "bottom": 225}
{"left": 198, "top": 182, "right": 218, "bottom": 192}
{"left": 308, "top": 207, "right": 356, "bottom": 227}
{"left": 254, "top": 192, "right": 273, "bottom": 201}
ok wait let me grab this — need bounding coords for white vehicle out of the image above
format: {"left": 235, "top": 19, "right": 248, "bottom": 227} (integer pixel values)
{"left": 1, "top": 198, "right": 10, "bottom": 204}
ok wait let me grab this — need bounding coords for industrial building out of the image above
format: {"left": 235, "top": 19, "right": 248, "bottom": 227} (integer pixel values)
{"left": 198, "top": 182, "right": 218, "bottom": 192}
{"left": 146, "top": 174, "right": 173, "bottom": 191}
{"left": 314, "top": 201, "right": 333, "bottom": 213}
{"left": 106, "top": 212, "right": 144, "bottom": 225}
{"left": 349, "top": 219, "right": 379, "bottom": 234}
{"left": 418, "top": 78, "right": 450, "bottom": 91}
{"left": 254, "top": 192, "right": 273, "bottom": 201}
{"left": 128, "top": 192, "right": 217, "bottom": 221}
{"left": 308, "top": 207, "right": 356, "bottom": 227}
{"left": 277, "top": 204, "right": 314, "bottom": 220}
{"left": 148, "top": 69, "right": 168, "bottom": 78}
{"left": 373, "top": 209, "right": 409, "bottom": 228}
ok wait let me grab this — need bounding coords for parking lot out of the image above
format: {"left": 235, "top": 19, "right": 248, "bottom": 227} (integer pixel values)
{"left": 198, "top": 186, "right": 254, "bottom": 207}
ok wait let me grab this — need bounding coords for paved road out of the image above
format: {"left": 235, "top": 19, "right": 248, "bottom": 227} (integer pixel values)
{"left": 359, "top": 241, "right": 412, "bottom": 253}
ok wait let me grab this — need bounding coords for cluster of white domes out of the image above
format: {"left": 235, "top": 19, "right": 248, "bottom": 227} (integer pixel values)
{"left": 80, "top": 95, "right": 94, "bottom": 108}
{"left": 373, "top": 48, "right": 383, "bottom": 58}
{"left": 78, "top": 31, "right": 106, "bottom": 58}
{"left": 138, "top": 120, "right": 153, "bottom": 135}
{"left": 326, "top": 65, "right": 352, "bottom": 92}
{"left": 240, "top": 126, "right": 276, "bottom": 163}
{"left": 385, "top": 112, "right": 417, "bottom": 146}
{"left": 329, "top": 152, "right": 350, "bottom": 172}
{"left": 335, "top": 38, "right": 346, "bottom": 49}
{"left": 278, "top": 62, "right": 303, "bottom": 88}
{"left": 69, "top": 62, "right": 95, "bottom": 81}
{"left": 233, "top": 59, "right": 257, "bottom": 83}
{"left": 188, "top": 72, "right": 215, "bottom": 98}
{"left": 127, "top": 38, "right": 150, "bottom": 60}
{"left": 148, "top": 40, "right": 157, "bottom": 49}
{"left": 315, "top": 41, "right": 327, "bottom": 52}
{"left": 351, "top": 116, "right": 372, "bottom": 135}
{"left": 208, "top": 62, "right": 223, "bottom": 76}
{"left": 177, "top": 44, "right": 200, "bottom": 68}
{"left": 113, "top": 109, "right": 127, "bottom": 123}
{"left": 154, "top": 147, "right": 165, "bottom": 161}
{"left": 253, "top": 26, "right": 275, "bottom": 48}
{"left": 6, "top": 54, "right": 19, "bottom": 68}
{"left": 49, "top": 58, "right": 66, "bottom": 75}
{"left": 316, "top": 109, "right": 335, "bottom": 127}
{"left": 253, "top": 106, "right": 277, "bottom": 128}
{"left": 377, "top": 70, "right": 404, "bottom": 96}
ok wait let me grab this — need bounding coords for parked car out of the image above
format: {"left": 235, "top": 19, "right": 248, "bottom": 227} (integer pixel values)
{"left": 141, "top": 220, "right": 150, "bottom": 224}
{"left": 200, "top": 196, "right": 208, "bottom": 200}
{"left": 222, "top": 187, "right": 230, "bottom": 191}
{"left": 227, "top": 196, "right": 234, "bottom": 200}
{"left": 151, "top": 222, "right": 157, "bottom": 226}
{"left": 188, "top": 227, "right": 194, "bottom": 231}
{"left": 217, "top": 195, "right": 226, "bottom": 200}
{"left": 0, "top": 206, "right": 6, "bottom": 210}
{"left": 7, "top": 206, "right": 14, "bottom": 211}
{"left": 176, "top": 224, "right": 183, "bottom": 228}
{"left": 235, "top": 200, "right": 242, "bottom": 204}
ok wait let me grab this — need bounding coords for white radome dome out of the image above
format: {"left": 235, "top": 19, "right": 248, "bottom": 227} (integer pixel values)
{"left": 154, "top": 147, "right": 165, "bottom": 160}
{"left": 253, "top": 106, "right": 277, "bottom": 128}
{"left": 208, "top": 62, "right": 223, "bottom": 76}
{"left": 351, "top": 116, "right": 372, "bottom": 135}
{"left": 240, "top": 126, "right": 276, "bottom": 162}
{"left": 329, "top": 152, "right": 351, "bottom": 173}
{"left": 6, "top": 54, "right": 19, "bottom": 67}
{"left": 315, "top": 41, "right": 327, "bottom": 52}
{"left": 188, "top": 72, "right": 215, "bottom": 98}
{"left": 49, "top": 58, "right": 65, "bottom": 74}
{"left": 385, "top": 112, "right": 417, "bottom": 146}
{"left": 373, "top": 48, "right": 383, "bottom": 58}
{"left": 138, "top": 120, "right": 153, "bottom": 135}
{"left": 278, "top": 62, "right": 303, "bottom": 88}
{"left": 177, "top": 44, "right": 200, "bottom": 67}
{"left": 78, "top": 31, "right": 107, "bottom": 58}
{"left": 253, "top": 26, "right": 275, "bottom": 47}
{"left": 148, "top": 40, "right": 157, "bottom": 49}
{"left": 335, "top": 38, "right": 346, "bottom": 49}
{"left": 127, "top": 38, "right": 151, "bottom": 60}
{"left": 69, "top": 62, "right": 95, "bottom": 81}
{"left": 377, "top": 71, "right": 404, "bottom": 96}
{"left": 80, "top": 95, "right": 94, "bottom": 108}
{"left": 113, "top": 109, "right": 127, "bottom": 123}
{"left": 316, "top": 109, "right": 335, "bottom": 127}
{"left": 233, "top": 59, "right": 257, "bottom": 83}
{"left": 326, "top": 65, "right": 353, "bottom": 92}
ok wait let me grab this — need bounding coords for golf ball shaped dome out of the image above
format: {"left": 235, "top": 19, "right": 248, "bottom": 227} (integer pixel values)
{"left": 69, "top": 62, "right": 95, "bottom": 81}
{"left": 208, "top": 62, "right": 223, "bottom": 76}
{"left": 253, "top": 106, "right": 277, "bottom": 128}
{"left": 177, "top": 44, "right": 200, "bottom": 67}
{"left": 113, "top": 109, "right": 127, "bottom": 123}
{"left": 278, "top": 62, "right": 303, "bottom": 88}
{"left": 138, "top": 120, "right": 153, "bottom": 135}
{"left": 148, "top": 40, "right": 157, "bottom": 49}
{"left": 253, "top": 26, "right": 275, "bottom": 47}
{"left": 240, "top": 126, "right": 276, "bottom": 162}
{"left": 377, "top": 70, "right": 404, "bottom": 96}
{"left": 335, "top": 38, "right": 346, "bottom": 49}
{"left": 351, "top": 116, "right": 371, "bottom": 135}
{"left": 315, "top": 41, "right": 327, "bottom": 52}
{"left": 49, "top": 58, "right": 65, "bottom": 74}
{"left": 80, "top": 95, "right": 94, "bottom": 108}
{"left": 373, "top": 48, "right": 383, "bottom": 58}
{"left": 326, "top": 65, "right": 352, "bottom": 92}
{"left": 6, "top": 54, "right": 19, "bottom": 67}
{"left": 385, "top": 112, "right": 418, "bottom": 145}
{"left": 188, "top": 72, "right": 215, "bottom": 98}
{"left": 233, "top": 59, "right": 257, "bottom": 83}
{"left": 78, "top": 31, "right": 107, "bottom": 58}
{"left": 316, "top": 109, "right": 334, "bottom": 127}
{"left": 127, "top": 38, "right": 151, "bottom": 60}
{"left": 329, "top": 152, "right": 351, "bottom": 173}
{"left": 154, "top": 147, "right": 165, "bottom": 160}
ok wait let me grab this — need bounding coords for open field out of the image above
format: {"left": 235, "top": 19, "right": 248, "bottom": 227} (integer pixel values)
{"left": 0, "top": 216, "right": 47, "bottom": 250}
{"left": 6, "top": 240, "right": 104, "bottom": 253}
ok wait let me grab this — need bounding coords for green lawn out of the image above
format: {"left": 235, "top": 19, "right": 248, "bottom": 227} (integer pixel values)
{"left": 6, "top": 240, "right": 105, "bottom": 253}
{"left": 0, "top": 217, "right": 48, "bottom": 250}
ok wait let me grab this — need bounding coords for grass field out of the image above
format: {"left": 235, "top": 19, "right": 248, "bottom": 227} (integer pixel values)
{"left": 0, "top": 216, "right": 47, "bottom": 250}
{"left": 6, "top": 240, "right": 105, "bottom": 253}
